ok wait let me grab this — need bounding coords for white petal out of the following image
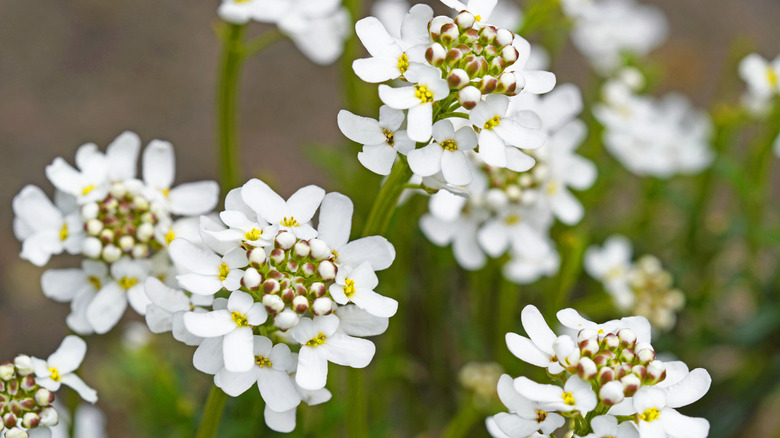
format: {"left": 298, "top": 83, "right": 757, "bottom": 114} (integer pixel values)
{"left": 106, "top": 131, "right": 140, "bottom": 181}
{"left": 86, "top": 284, "right": 127, "bottom": 335}
{"left": 193, "top": 338, "right": 224, "bottom": 375}
{"left": 337, "top": 110, "right": 385, "bottom": 145}
{"left": 353, "top": 57, "right": 401, "bottom": 83}
{"left": 287, "top": 185, "right": 326, "bottom": 223}
{"left": 358, "top": 144, "right": 397, "bottom": 175}
{"left": 521, "top": 305, "right": 557, "bottom": 354}
{"left": 60, "top": 373, "right": 98, "bottom": 403}
{"left": 41, "top": 269, "right": 87, "bottom": 302}
{"left": 169, "top": 181, "right": 219, "bottom": 216}
{"left": 215, "top": 367, "right": 261, "bottom": 397}
{"left": 352, "top": 289, "right": 398, "bottom": 318}
{"left": 478, "top": 130, "right": 508, "bottom": 167}
{"left": 258, "top": 369, "right": 302, "bottom": 412}
{"left": 407, "top": 143, "right": 444, "bottom": 177}
{"left": 295, "top": 347, "right": 329, "bottom": 390}
{"left": 334, "top": 305, "right": 389, "bottom": 337}
{"left": 440, "top": 150, "right": 471, "bottom": 186}
{"left": 169, "top": 238, "right": 221, "bottom": 275}
{"left": 142, "top": 140, "right": 175, "bottom": 189}
{"left": 318, "top": 192, "right": 353, "bottom": 249}
{"left": 183, "top": 310, "right": 236, "bottom": 337}
{"left": 378, "top": 85, "right": 419, "bottom": 109}
{"left": 505, "top": 333, "right": 550, "bottom": 368}
{"left": 406, "top": 103, "right": 433, "bottom": 142}
{"left": 665, "top": 368, "right": 711, "bottom": 409}
{"left": 127, "top": 284, "right": 152, "bottom": 315}
{"left": 241, "top": 179, "right": 288, "bottom": 224}
{"left": 337, "top": 236, "right": 396, "bottom": 271}
{"left": 177, "top": 273, "right": 224, "bottom": 296}
{"left": 661, "top": 409, "right": 709, "bottom": 438}
{"left": 323, "top": 332, "right": 375, "bottom": 368}
{"left": 520, "top": 70, "right": 556, "bottom": 94}
{"left": 264, "top": 405, "right": 296, "bottom": 433}
{"left": 223, "top": 326, "right": 255, "bottom": 372}
{"left": 48, "top": 335, "right": 87, "bottom": 374}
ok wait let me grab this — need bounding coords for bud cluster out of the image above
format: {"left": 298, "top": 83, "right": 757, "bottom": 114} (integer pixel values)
{"left": 81, "top": 181, "right": 164, "bottom": 263}
{"left": 426, "top": 11, "right": 522, "bottom": 109}
{"left": 562, "top": 327, "right": 666, "bottom": 406}
{"left": 627, "top": 256, "right": 685, "bottom": 331}
{"left": 241, "top": 230, "right": 340, "bottom": 332}
{"left": 0, "top": 356, "right": 58, "bottom": 438}
{"left": 481, "top": 154, "right": 550, "bottom": 209}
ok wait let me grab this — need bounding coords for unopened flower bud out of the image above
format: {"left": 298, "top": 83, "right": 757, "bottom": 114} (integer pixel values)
{"left": 447, "top": 69, "right": 470, "bottom": 90}
{"left": 597, "top": 367, "right": 615, "bottom": 384}
{"left": 275, "top": 231, "right": 296, "bottom": 250}
{"left": 579, "top": 337, "right": 599, "bottom": 357}
{"left": 292, "top": 296, "right": 309, "bottom": 314}
{"left": 577, "top": 357, "right": 597, "bottom": 380}
{"left": 81, "top": 202, "right": 99, "bottom": 220}
{"left": 39, "top": 407, "right": 58, "bottom": 427}
{"left": 118, "top": 235, "right": 135, "bottom": 251}
{"left": 308, "top": 239, "right": 331, "bottom": 260}
{"left": 263, "top": 279, "right": 280, "bottom": 295}
{"left": 299, "top": 262, "right": 315, "bottom": 277}
{"left": 131, "top": 243, "right": 149, "bottom": 259}
{"left": 317, "top": 261, "right": 336, "bottom": 280}
{"left": 99, "top": 228, "right": 114, "bottom": 244}
{"left": 602, "top": 333, "right": 619, "bottom": 351}
{"left": 13, "top": 356, "right": 33, "bottom": 377}
{"left": 22, "top": 413, "right": 39, "bottom": 429}
{"left": 241, "top": 268, "right": 261, "bottom": 290}
{"left": 310, "top": 282, "right": 327, "bottom": 298}
{"left": 483, "top": 44, "right": 499, "bottom": 58}
{"left": 85, "top": 219, "right": 103, "bottom": 236}
{"left": 617, "top": 328, "right": 637, "bottom": 348}
{"left": 312, "top": 297, "right": 334, "bottom": 316}
{"left": 496, "top": 72, "right": 516, "bottom": 94}
{"left": 0, "top": 364, "right": 15, "bottom": 381}
{"left": 101, "top": 244, "right": 122, "bottom": 263}
{"left": 286, "top": 260, "right": 299, "bottom": 273}
{"left": 478, "top": 75, "right": 498, "bottom": 94}
{"left": 136, "top": 223, "right": 154, "bottom": 242}
{"left": 34, "top": 389, "right": 52, "bottom": 407}
{"left": 293, "top": 241, "right": 310, "bottom": 258}
{"left": 495, "top": 28, "right": 514, "bottom": 46}
{"left": 82, "top": 237, "right": 102, "bottom": 258}
{"left": 4, "top": 413, "right": 18, "bottom": 428}
{"left": 20, "top": 376, "right": 35, "bottom": 392}
{"left": 454, "top": 10, "right": 475, "bottom": 30}
{"left": 621, "top": 373, "right": 641, "bottom": 397}
{"left": 578, "top": 329, "right": 598, "bottom": 343}
{"left": 458, "top": 86, "right": 482, "bottom": 110}
{"left": 132, "top": 196, "right": 149, "bottom": 211}
{"left": 553, "top": 335, "right": 580, "bottom": 368}
{"left": 637, "top": 348, "right": 655, "bottom": 364}
{"left": 247, "top": 248, "right": 267, "bottom": 267}
{"left": 261, "top": 294, "right": 284, "bottom": 314}
{"left": 478, "top": 25, "right": 497, "bottom": 45}
{"left": 599, "top": 381, "right": 625, "bottom": 406}
{"left": 281, "top": 287, "right": 296, "bottom": 303}
{"left": 5, "top": 428, "right": 28, "bottom": 438}
{"left": 270, "top": 248, "right": 286, "bottom": 265}
{"left": 429, "top": 16, "right": 454, "bottom": 40}
{"left": 513, "top": 72, "right": 526, "bottom": 93}
{"left": 459, "top": 28, "right": 479, "bottom": 45}
{"left": 619, "top": 347, "right": 635, "bottom": 363}
{"left": 274, "top": 309, "right": 300, "bottom": 331}
{"left": 440, "top": 23, "right": 459, "bottom": 45}
{"left": 646, "top": 360, "right": 666, "bottom": 384}
{"left": 500, "top": 45, "right": 519, "bottom": 64}
{"left": 426, "top": 43, "right": 447, "bottom": 67}
{"left": 445, "top": 48, "right": 464, "bottom": 66}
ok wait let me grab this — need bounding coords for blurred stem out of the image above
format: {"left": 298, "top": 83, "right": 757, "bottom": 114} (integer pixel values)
{"left": 440, "top": 399, "right": 480, "bottom": 438}
{"left": 361, "top": 158, "right": 414, "bottom": 236}
{"left": 341, "top": 0, "right": 373, "bottom": 113}
{"left": 496, "top": 278, "right": 521, "bottom": 360}
{"left": 217, "top": 23, "right": 247, "bottom": 195}
{"left": 195, "top": 385, "right": 228, "bottom": 438}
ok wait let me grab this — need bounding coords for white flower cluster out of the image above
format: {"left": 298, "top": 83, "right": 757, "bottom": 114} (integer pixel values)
{"left": 166, "top": 179, "right": 397, "bottom": 433}
{"left": 12, "top": 132, "right": 219, "bottom": 336}
{"left": 339, "top": 0, "right": 556, "bottom": 183}
{"left": 217, "top": 0, "right": 349, "bottom": 65}
{"left": 419, "top": 84, "right": 596, "bottom": 284}
{"left": 560, "top": 0, "right": 667, "bottom": 75}
{"left": 738, "top": 53, "right": 780, "bottom": 116}
{"left": 585, "top": 235, "right": 685, "bottom": 331}
{"left": 1, "top": 336, "right": 97, "bottom": 438}
{"left": 594, "top": 73, "right": 714, "bottom": 177}
{"left": 488, "top": 305, "right": 711, "bottom": 438}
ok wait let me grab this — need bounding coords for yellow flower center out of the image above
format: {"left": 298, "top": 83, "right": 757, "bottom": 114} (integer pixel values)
{"left": 282, "top": 217, "right": 300, "bottom": 227}
{"left": 165, "top": 230, "right": 176, "bottom": 245}
{"left": 81, "top": 184, "right": 96, "bottom": 196}
{"left": 344, "top": 279, "right": 356, "bottom": 298}
{"left": 255, "top": 356, "right": 272, "bottom": 367}
{"left": 383, "top": 129, "right": 395, "bottom": 147}
{"left": 546, "top": 180, "right": 558, "bottom": 196}
{"left": 639, "top": 407, "right": 660, "bottom": 422}
{"left": 306, "top": 332, "right": 327, "bottom": 347}
{"left": 505, "top": 214, "right": 520, "bottom": 225}
{"left": 49, "top": 367, "right": 61, "bottom": 382}
{"left": 415, "top": 85, "right": 434, "bottom": 103}
{"left": 232, "top": 311, "right": 248, "bottom": 327}
{"left": 536, "top": 410, "right": 547, "bottom": 423}
{"left": 331, "top": 249, "right": 340, "bottom": 260}
{"left": 162, "top": 188, "right": 170, "bottom": 197}
{"left": 398, "top": 53, "right": 409, "bottom": 73}
{"left": 244, "top": 228, "right": 263, "bottom": 241}
{"left": 59, "top": 223, "right": 69, "bottom": 241}
{"left": 474, "top": 14, "right": 482, "bottom": 21}
{"left": 484, "top": 115, "right": 501, "bottom": 130}
{"left": 87, "top": 276, "right": 102, "bottom": 290}
{"left": 441, "top": 139, "right": 458, "bottom": 151}
{"left": 562, "top": 391, "right": 576, "bottom": 406}
{"left": 219, "top": 263, "right": 230, "bottom": 281}
{"left": 768, "top": 67, "right": 779, "bottom": 88}
{"left": 119, "top": 277, "right": 138, "bottom": 290}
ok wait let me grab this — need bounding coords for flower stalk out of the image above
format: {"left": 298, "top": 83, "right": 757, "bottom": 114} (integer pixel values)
{"left": 195, "top": 385, "right": 229, "bottom": 438}
{"left": 217, "top": 23, "right": 247, "bottom": 195}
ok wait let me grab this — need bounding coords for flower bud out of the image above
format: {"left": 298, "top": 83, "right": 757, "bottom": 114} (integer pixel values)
{"left": 631, "top": 365, "right": 647, "bottom": 381}
{"left": 131, "top": 243, "right": 150, "bottom": 259}
{"left": 478, "top": 25, "right": 497, "bottom": 45}
{"left": 241, "top": 268, "right": 262, "bottom": 291}
{"left": 118, "top": 235, "right": 135, "bottom": 251}
{"left": 478, "top": 75, "right": 498, "bottom": 94}
{"left": 4, "top": 413, "right": 17, "bottom": 428}
{"left": 270, "top": 248, "right": 286, "bottom": 265}
{"left": 619, "top": 347, "right": 635, "bottom": 363}
{"left": 86, "top": 219, "right": 104, "bottom": 236}
{"left": 312, "top": 297, "right": 334, "bottom": 316}
{"left": 293, "top": 241, "right": 310, "bottom": 258}
{"left": 81, "top": 202, "right": 100, "bottom": 220}
{"left": 82, "top": 237, "right": 103, "bottom": 258}
{"left": 483, "top": 44, "right": 499, "bottom": 59}
{"left": 426, "top": 43, "right": 447, "bottom": 67}
{"left": 0, "top": 364, "right": 15, "bottom": 381}
{"left": 5, "top": 428, "right": 28, "bottom": 438}
{"left": 39, "top": 407, "right": 58, "bottom": 427}
{"left": 646, "top": 360, "right": 666, "bottom": 384}
{"left": 136, "top": 222, "right": 154, "bottom": 242}
{"left": 553, "top": 335, "right": 580, "bottom": 369}
{"left": 281, "top": 287, "right": 296, "bottom": 303}
{"left": 262, "top": 279, "right": 280, "bottom": 295}
{"left": 247, "top": 248, "right": 267, "bottom": 267}
{"left": 459, "top": 28, "right": 479, "bottom": 45}
{"left": 317, "top": 261, "right": 337, "bottom": 281}
{"left": 496, "top": 72, "right": 516, "bottom": 94}
{"left": 599, "top": 381, "right": 625, "bottom": 406}
{"left": 20, "top": 376, "right": 35, "bottom": 393}
{"left": 495, "top": 28, "right": 514, "bottom": 47}
{"left": 636, "top": 348, "right": 655, "bottom": 364}
{"left": 22, "top": 413, "right": 39, "bottom": 429}
{"left": 308, "top": 239, "right": 331, "bottom": 260}
{"left": 617, "top": 328, "right": 637, "bottom": 348}
{"left": 447, "top": 69, "right": 470, "bottom": 89}
{"left": 440, "top": 23, "right": 459, "bottom": 45}
{"left": 602, "top": 333, "right": 620, "bottom": 351}
{"left": 274, "top": 309, "right": 300, "bottom": 331}
{"left": 7, "top": 380, "right": 18, "bottom": 396}
{"left": 261, "top": 294, "right": 284, "bottom": 314}
{"left": 577, "top": 357, "right": 597, "bottom": 380}
{"left": 286, "top": 260, "right": 299, "bottom": 274}
{"left": 621, "top": 373, "right": 641, "bottom": 397}
{"left": 500, "top": 45, "right": 519, "bottom": 64}
{"left": 454, "top": 10, "right": 475, "bottom": 30}
{"left": 597, "top": 366, "right": 615, "bottom": 384}
{"left": 445, "top": 48, "right": 464, "bottom": 66}
{"left": 275, "top": 231, "right": 296, "bottom": 250}
{"left": 579, "top": 337, "right": 599, "bottom": 357}
{"left": 310, "top": 282, "right": 327, "bottom": 298}
{"left": 13, "top": 356, "right": 33, "bottom": 377}
{"left": 292, "top": 296, "right": 309, "bottom": 314}
{"left": 429, "top": 16, "right": 454, "bottom": 40}
{"left": 101, "top": 244, "right": 122, "bottom": 263}
{"left": 513, "top": 72, "right": 526, "bottom": 93}
{"left": 458, "top": 86, "right": 482, "bottom": 110}
{"left": 34, "top": 389, "right": 52, "bottom": 407}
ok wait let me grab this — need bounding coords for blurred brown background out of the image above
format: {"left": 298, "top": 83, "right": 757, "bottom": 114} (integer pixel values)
{"left": 0, "top": 0, "right": 778, "bottom": 435}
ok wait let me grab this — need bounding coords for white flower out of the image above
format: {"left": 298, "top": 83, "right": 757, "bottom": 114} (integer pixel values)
{"left": 44, "top": 142, "right": 110, "bottom": 205}
{"left": 183, "top": 290, "right": 268, "bottom": 372}
{"left": 214, "top": 336, "right": 302, "bottom": 412}
{"left": 584, "top": 235, "right": 634, "bottom": 308}
{"left": 218, "top": 0, "right": 262, "bottom": 24}
{"left": 329, "top": 262, "right": 398, "bottom": 318}
{"left": 629, "top": 387, "right": 709, "bottom": 438}
{"left": 579, "top": 415, "right": 638, "bottom": 438}
{"left": 86, "top": 257, "right": 152, "bottom": 334}
{"left": 738, "top": 53, "right": 780, "bottom": 100}
{"left": 170, "top": 239, "right": 247, "bottom": 295}
{"left": 439, "top": 0, "right": 497, "bottom": 25}
{"left": 50, "top": 403, "right": 107, "bottom": 438}
{"left": 491, "top": 374, "right": 566, "bottom": 437}
{"left": 502, "top": 241, "right": 560, "bottom": 284}
{"left": 338, "top": 106, "right": 415, "bottom": 175}
{"left": 505, "top": 305, "right": 565, "bottom": 374}
{"left": 477, "top": 204, "right": 552, "bottom": 260}
{"left": 291, "top": 314, "right": 376, "bottom": 390}
{"left": 263, "top": 373, "right": 332, "bottom": 433}
{"left": 378, "top": 64, "right": 450, "bottom": 142}
{"left": 513, "top": 375, "right": 597, "bottom": 416}
{"left": 556, "top": 308, "right": 652, "bottom": 345}
{"left": 275, "top": 0, "right": 350, "bottom": 65}
{"left": 334, "top": 305, "right": 390, "bottom": 337}
{"left": 408, "top": 120, "right": 478, "bottom": 185}
{"left": 12, "top": 185, "right": 83, "bottom": 266}
{"left": 240, "top": 179, "right": 325, "bottom": 240}
{"left": 32, "top": 336, "right": 97, "bottom": 403}
{"left": 144, "top": 277, "right": 212, "bottom": 346}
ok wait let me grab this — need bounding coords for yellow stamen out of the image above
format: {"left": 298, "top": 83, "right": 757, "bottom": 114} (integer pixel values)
{"left": 306, "top": 332, "right": 327, "bottom": 347}
{"left": 768, "top": 67, "right": 778, "bottom": 88}
{"left": 344, "top": 278, "right": 356, "bottom": 298}
{"left": 536, "top": 410, "right": 547, "bottom": 423}
{"left": 639, "top": 407, "right": 660, "bottom": 422}
{"left": 165, "top": 230, "right": 176, "bottom": 245}
{"left": 474, "top": 14, "right": 482, "bottom": 21}
{"left": 232, "top": 311, "right": 248, "bottom": 327}
{"left": 49, "top": 367, "right": 61, "bottom": 382}
{"left": 546, "top": 181, "right": 558, "bottom": 196}
{"left": 505, "top": 214, "right": 520, "bottom": 225}
{"left": 244, "top": 228, "right": 263, "bottom": 241}
{"left": 383, "top": 129, "right": 395, "bottom": 147}
{"left": 398, "top": 53, "right": 409, "bottom": 74}
{"left": 562, "top": 391, "right": 575, "bottom": 406}
{"left": 59, "top": 223, "right": 69, "bottom": 241}
{"left": 331, "top": 249, "right": 340, "bottom": 260}
{"left": 282, "top": 217, "right": 300, "bottom": 227}
{"left": 415, "top": 85, "right": 434, "bottom": 103}
{"left": 441, "top": 139, "right": 458, "bottom": 151}
{"left": 87, "top": 276, "right": 102, "bottom": 290}
{"left": 219, "top": 263, "right": 230, "bottom": 281}
{"left": 81, "top": 184, "right": 96, "bottom": 196}
{"left": 118, "top": 277, "right": 138, "bottom": 290}
{"left": 162, "top": 188, "right": 170, "bottom": 197}
{"left": 255, "top": 356, "right": 272, "bottom": 368}
{"left": 484, "top": 115, "right": 501, "bottom": 130}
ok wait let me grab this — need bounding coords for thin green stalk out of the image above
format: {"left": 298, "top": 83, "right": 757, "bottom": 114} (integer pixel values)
{"left": 195, "top": 385, "right": 229, "bottom": 438}
{"left": 440, "top": 399, "right": 480, "bottom": 438}
{"left": 242, "top": 29, "right": 284, "bottom": 58}
{"left": 361, "top": 159, "right": 414, "bottom": 237}
{"left": 217, "top": 23, "right": 247, "bottom": 195}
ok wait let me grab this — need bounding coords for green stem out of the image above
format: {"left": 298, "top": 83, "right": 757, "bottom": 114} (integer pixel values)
{"left": 440, "top": 399, "right": 480, "bottom": 438}
{"left": 217, "top": 23, "right": 247, "bottom": 195}
{"left": 361, "top": 159, "right": 414, "bottom": 237}
{"left": 195, "top": 385, "right": 229, "bottom": 438}
{"left": 242, "top": 29, "right": 284, "bottom": 58}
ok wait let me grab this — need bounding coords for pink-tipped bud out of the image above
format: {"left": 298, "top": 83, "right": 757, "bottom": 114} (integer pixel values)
{"left": 458, "top": 86, "right": 482, "bottom": 110}
{"left": 312, "top": 297, "right": 334, "bottom": 316}
{"left": 471, "top": 43, "right": 484, "bottom": 55}
{"left": 631, "top": 365, "right": 647, "bottom": 380}
{"left": 599, "top": 381, "right": 625, "bottom": 406}
{"left": 270, "top": 248, "right": 286, "bottom": 265}
{"left": 597, "top": 366, "right": 615, "bottom": 384}
{"left": 445, "top": 48, "right": 465, "bottom": 66}
{"left": 281, "top": 288, "right": 296, "bottom": 303}
{"left": 262, "top": 279, "right": 280, "bottom": 295}
{"left": 293, "top": 241, "right": 311, "bottom": 258}
{"left": 496, "top": 72, "right": 517, "bottom": 94}
{"left": 637, "top": 348, "right": 655, "bottom": 364}
{"left": 301, "top": 262, "right": 316, "bottom": 277}
{"left": 577, "top": 357, "right": 598, "bottom": 380}
{"left": 603, "top": 333, "right": 620, "bottom": 351}
{"left": 7, "top": 380, "right": 18, "bottom": 396}
{"left": 619, "top": 348, "right": 636, "bottom": 364}
{"left": 292, "top": 296, "right": 309, "bottom": 314}
{"left": 479, "top": 26, "right": 497, "bottom": 45}
{"left": 429, "top": 16, "right": 454, "bottom": 40}
{"left": 579, "top": 337, "right": 600, "bottom": 357}
{"left": 241, "top": 268, "right": 262, "bottom": 291}
{"left": 22, "top": 413, "right": 39, "bottom": 429}
{"left": 578, "top": 329, "right": 598, "bottom": 343}
{"left": 500, "top": 45, "right": 519, "bottom": 64}
{"left": 488, "top": 57, "right": 506, "bottom": 76}
{"left": 460, "top": 28, "right": 479, "bottom": 45}
{"left": 266, "top": 269, "right": 283, "bottom": 280}
{"left": 618, "top": 328, "right": 637, "bottom": 348}
{"left": 647, "top": 360, "right": 666, "bottom": 384}
{"left": 4, "top": 412, "right": 18, "bottom": 428}
{"left": 483, "top": 44, "right": 498, "bottom": 58}
{"left": 20, "top": 376, "right": 35, "bottom": 393}
{"left": 616, "top": 363, "right": 633, "bottom": 379}
{"left": 495, "top": 28, "right": 514, "bottom": 46}
{"left": 18, "top": 398, "right": 35, "bottom": 411}
{"left": 247, "top": 248, "right": 267, "bottom": 267}
{"left": 34, "top": 389, "right": 53, "bottom": 407}
{"left": 262, "top": 294, "right": 284, "bottom": 314}
{"left": 310, "top": 282, "right": 327, "bottom": 298}
{"left": 286, "top": 260, "right": 299, "bottom": 274}
{"left": 426, "top": 43, "right": 448, "bottom": 67}
{"left": 440, "top": 23, "right": 460, "bottom": 45}
{"left": 621, "top": 373, "right": 641, "bottom": 397}
{"left": 447, "top": 69, "right": 471, "bottom": 89}
{"left": 454, "top": 10, "right": 476, "bottom": 30}
{"left": 275, "top": 231, "right": 296, "bottom": 250}
{"left": 478, "top": 75, "right": 498, "bottom": 94}
{"left": 317, "top": 261, "right": 337, "bottom": 280}
{"left": 14, "top": 357, "right": 32, "bottom": 377}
